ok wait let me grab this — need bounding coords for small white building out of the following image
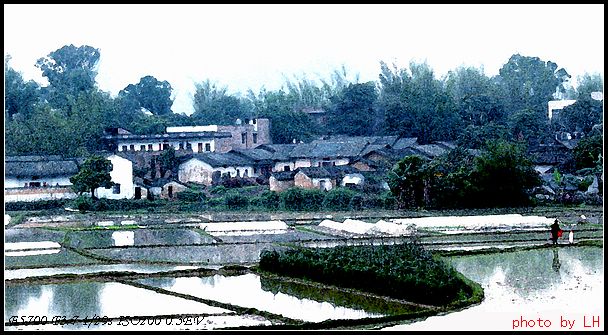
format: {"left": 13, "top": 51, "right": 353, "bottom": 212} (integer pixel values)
{"left": 94, "top": 154, "right": 135, "bottom": 200}
{"left": 178, "top": 152, "right": 257, "bottom": 186}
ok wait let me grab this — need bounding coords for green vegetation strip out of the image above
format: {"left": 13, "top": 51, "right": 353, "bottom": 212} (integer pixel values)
{"left": 258, "top": 242, "right": 483, "bottom": 307}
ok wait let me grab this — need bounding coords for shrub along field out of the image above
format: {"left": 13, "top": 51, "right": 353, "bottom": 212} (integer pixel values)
{"left": 258, "top": 242, "right": 482, "bottom": 307}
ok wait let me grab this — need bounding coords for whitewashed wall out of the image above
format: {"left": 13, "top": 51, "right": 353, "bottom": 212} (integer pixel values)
{"left": 94, "top": 155, "right": 134, "bottom": 199}
{"left": 4, "top": 176, "right": 72, "bottom": 189}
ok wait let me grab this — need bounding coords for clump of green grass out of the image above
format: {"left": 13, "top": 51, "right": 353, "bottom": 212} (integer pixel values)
{"left": 259, "top": 242, "right": 478, "bottom": 306}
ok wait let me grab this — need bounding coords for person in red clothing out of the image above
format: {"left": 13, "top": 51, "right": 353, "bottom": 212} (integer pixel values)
{"left": 550, "top": 219, "right": 562, "bottom": 245}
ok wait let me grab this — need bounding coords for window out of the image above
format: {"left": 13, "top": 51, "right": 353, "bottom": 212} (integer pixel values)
{"left": 179, "top": 142, "right": 184, "bottom": 150}
{"left": 158, "top": 144, "right": 162, "bottom": 151}
{"left": 284, "top": 166, "right": 291, "bottom": 171}
{"left": 130, "top": 144, "right": 135, "bottom": 151}
{"left": 236, "top": 169, "right": 241, "bottom": 177}
{"left": 205, "top": 143, "right": 211, "bottom": 152}
{"left": 163, "top": 143, "right": 169, "bottom": 150}
{"left": 148, "top": 144, "right": 153, "bottom": 151}
{"left": 253, "top": 133, "right": 258, "bottom": 144}
{"left": 113, "top": 184, "right": 121, "bottom": 194}
{"left": 241, "top": 133, "right": 247, "bottom": 144}
{"left": 168, "top": 186, "right": 173, "bottom": 198}
{"left": 140, "top": 145, "right": 146, "bottom": 151}
{"left": 186, "top": 142, "right": 192, "bottom": 150}
{"left": 198, "top": 143, "right": 203, "bottom": 152}
{"left": 122, "top": 145, "right": 128, "bottom": 151}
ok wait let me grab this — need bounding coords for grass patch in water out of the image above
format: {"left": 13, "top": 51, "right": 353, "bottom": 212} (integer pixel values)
{"left": 258, "top": 242, "right": 481, "bottom": 307}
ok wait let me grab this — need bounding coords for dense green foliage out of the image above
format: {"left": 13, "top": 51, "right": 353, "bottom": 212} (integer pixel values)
{"left": 573, "top": 129, "right": 603, "bottom": 171}
{"left": 69, "top": 155, "right": 114, "bottom": 199}
{"left": 259, "top": 243, "right": 475, "bottom": 306}
{"left": 5, "top": 46, "right": 603, "bottom": 159}
{"left": 388, "top": 140, "right": 542, "bottom": 209}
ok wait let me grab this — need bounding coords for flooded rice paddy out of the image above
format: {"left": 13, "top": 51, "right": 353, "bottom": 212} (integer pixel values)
{"left": 4, "top": 212, "right": 603, "bottom": 330}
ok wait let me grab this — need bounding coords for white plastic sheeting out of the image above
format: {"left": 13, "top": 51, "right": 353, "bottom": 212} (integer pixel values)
{"left": 319, "top": 214, "right": 556, "bottom": 236}
{"left": 200, "top": 220, "right": 288, "bottom": 236}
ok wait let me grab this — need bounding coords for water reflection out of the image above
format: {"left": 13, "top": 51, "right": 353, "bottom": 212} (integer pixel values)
{"left": 383, "top": 246, "right": 603, "bottom": 331}
{"left": 112, "top": 231, "right": 134, "bottom": 246}
{"left": 552, "top": 248, "right": 561, "bottom": 273}
{"left": 139, "top": 273, "right": 384, "bottom": 322}
{"left": 4, "top": 281, "right": 230, "bottom": 322}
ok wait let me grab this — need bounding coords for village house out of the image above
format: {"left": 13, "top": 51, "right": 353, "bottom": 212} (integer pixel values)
{"left": 270, "top": 165, "right": 364, "bottom": 192}
{"left": 4, "top": 153, "right": 136, "bottom": 202}
{"left": 5, "top": 155, "right": 80, "bottom": 202}
{"left": 143, "top": 178, "right": 189, "bottom": 200}
{"left": 103, "top": 118, "right": 271, "bottom": 154}
{"left": 177, "top": 152, "right": 257, "bottom": 186}
{"left": 93, "top": 153, "right": 135, "bottom": 200}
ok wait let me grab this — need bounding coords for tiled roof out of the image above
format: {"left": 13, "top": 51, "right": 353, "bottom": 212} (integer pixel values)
{"left": 270, "top": 170, "right": 297, "bottom": 181}
{"left": 184, "top": 152, "right": 254, "bottom": 167}
{"left": 5, "top": 156, "right": 79, "bottom": 177}
{"left": 296, "top": 165, "right": 360, "bottom": 179}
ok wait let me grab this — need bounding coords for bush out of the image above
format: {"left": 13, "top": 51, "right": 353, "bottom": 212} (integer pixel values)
{"left": 176, "top": 189, "right": 206, "bottom": 202}
{"left": 259, "top": 243, "right": 474, "bottom": 306}
{"left": 209, "top": 185, "right": 228, "bottom": 195}
{"left": 322, "top": 188, "right": 356, "bottom": 210}
{"left": 224, "top": 193, "right": 249, "bottom": 210}
{"left": 349, "top": 193, "right": 364, "bottom": 210}
{"left": 281, "top": 187, "right": 325, "bottom": 211}
{"left": 206, "top": 197, "right": 224, "bottom": 208}
{"left": 4, "top": 199, "right": 67, "bottom": 211}
{"left": 259, "top": 190, "right": 280, "bottom": 210}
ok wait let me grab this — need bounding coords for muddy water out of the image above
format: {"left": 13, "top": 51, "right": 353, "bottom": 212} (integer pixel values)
{"left": 383, "top": 246, "right": 604, "bottom": 331}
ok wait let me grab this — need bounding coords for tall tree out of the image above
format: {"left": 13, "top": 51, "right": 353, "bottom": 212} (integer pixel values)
{"left": 327, "top": 82, "right": 379, "bottom": 136}
{"left": 191, "top": 80, "right": 251, "bottom": 124}
{"left": 5, "top": 55, "right": 41, "bottom": 119}
{"left": 469, "top": 140, "right": 541, "bottom": 208}
{"left": 445, "top": 66, "right": 505, "bottom": 127}
{"left": 560, "top": 96, "right": 603, "bottom": 135}
{"left": 497, "top": 53, "right": 571, "bottom": 116}
{"left": 574, "top": 73, "right": 603, "bottom": 100}
{"left": 35, "top": 44, "right": 100, "bottom": 109}
{"left": 118, "top": 75, "right": 174, "bottom": 115}
{"left": 378, "top": 61, "right": 460, "bottom": 143}
{"left": 248, "top": 89, "right": 316, "bottom": 144}
{"left": 70, "top": 155, "right": 114, "bottom": 200}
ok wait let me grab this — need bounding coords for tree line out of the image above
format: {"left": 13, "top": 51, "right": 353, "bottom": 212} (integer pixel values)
{"left": 5, "top": 44, "right": 603, "bottom": 160}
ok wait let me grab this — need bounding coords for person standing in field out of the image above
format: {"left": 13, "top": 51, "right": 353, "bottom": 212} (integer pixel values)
{"left": 550, "top": 219, "right": 562, "bottom": 245}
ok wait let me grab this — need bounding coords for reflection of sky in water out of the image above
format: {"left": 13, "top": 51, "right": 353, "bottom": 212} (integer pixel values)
{"left": 6, "top": 249, "right": 61, "bottom": 257}
{"left": 4, "top": 281, "right": 229, "bottom": 322}
{"left": 5, "top": 264, "right": 202, "bottom": 280}
{"left": 112, "top": 231, "right": 134, "bottom": 246}
{"left": 139, "top": 273, "right": 383, "bottom": 322}
{"left": 383, "top": 247, "right": 604, "bottom": 331}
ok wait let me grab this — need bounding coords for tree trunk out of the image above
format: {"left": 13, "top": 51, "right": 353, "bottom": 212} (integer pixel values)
{"left": 91, "top": 188, "right": 97, "bottom": 200}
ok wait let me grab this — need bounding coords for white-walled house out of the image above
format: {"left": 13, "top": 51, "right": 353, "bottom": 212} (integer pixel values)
{"left": 94, "top": 153, "right": 135, "bottom": 200}
{"left": 178, "top": 152, "right": 257, "bottom": 186}
{"left": 4, "top": 155, "right": 80, "bottom": 202}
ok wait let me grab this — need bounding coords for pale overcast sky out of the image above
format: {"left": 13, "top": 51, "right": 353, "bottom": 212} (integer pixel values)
{"left": 4, "top": 4, "right": 604, "bottom": 115}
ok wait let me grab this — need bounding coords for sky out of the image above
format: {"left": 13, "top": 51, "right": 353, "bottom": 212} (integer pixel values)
{"left": 4, "top": 4, "right": 605, "bottom": 115}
